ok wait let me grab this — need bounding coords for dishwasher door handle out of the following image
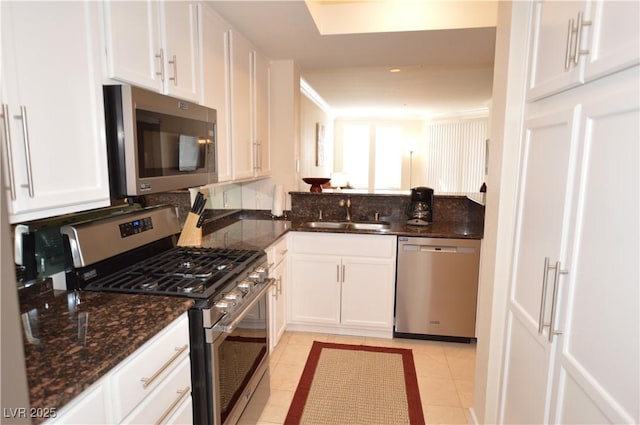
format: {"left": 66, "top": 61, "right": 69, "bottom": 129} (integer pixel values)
{"left": 419, "top": 246, "right": 457, "bottom": 253}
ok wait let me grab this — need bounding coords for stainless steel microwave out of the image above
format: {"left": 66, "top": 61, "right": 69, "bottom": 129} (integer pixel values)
{"left": 103, "top": 85, "right": 217, "bottom": 198}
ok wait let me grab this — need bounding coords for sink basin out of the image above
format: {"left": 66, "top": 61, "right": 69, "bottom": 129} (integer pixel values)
{"left": 300, "top": 221, "right": 391, "bottom": 231}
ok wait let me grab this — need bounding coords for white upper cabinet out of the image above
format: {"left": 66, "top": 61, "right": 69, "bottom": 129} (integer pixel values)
{"left": 199, "top": 4, "right": 233, "bottom": 182}
{"left": 229, "top": 30, "right": 272, "bottom": 181}
{"left": 1, "top": 1, "right": 110, "bottom": 224}
{"left": 103, "top": 0, "right": 200, "bottom": 102}
{"left": 527, "top": 0, "right": 639, "bottom": 101}
{"left": 229, "top": 30, "right": 255, "bottom": 180}
{"left": 253, "top": 50, "right": 271, "bottom": 177}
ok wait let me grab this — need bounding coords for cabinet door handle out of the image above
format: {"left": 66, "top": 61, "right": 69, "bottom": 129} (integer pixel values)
{"left": 548, "top": 261, "right": 568, "bottom": 343}
{"left": 564, "top": 18, "right": 575, "bottom": 70}
{"left": 1, "top": 104, "right": 17, "bottom": 200}
{"left": 573, "top": 11, "right": 592, "bottom": 65}
{"left": 140, "top": 344, "right": 188, "bottom": 389}
{"left": 14, "top": 106, "right": 35, "bottom": 198}
{"left": 336, "top": 264, "right": 340, "bottom": 283}
{"left": 154, "top": 386, "right": 190, "bottom": 425}
{"left": 538, "top": 257, "right": 551, "bottom": 335}
{"left": 277, "top": 276, "right": 282, "bottom": 295}
{"left": 155, "top": 49, "right": 165, "bottom": 82}
{"left": 342, "top": 265, "right": 346, "bottom": 283}
{"left": 168, "top": 54, "right": 178, "bottom": 86}
{"left": 280, "top": 249, "right": 288, "bottom": 255}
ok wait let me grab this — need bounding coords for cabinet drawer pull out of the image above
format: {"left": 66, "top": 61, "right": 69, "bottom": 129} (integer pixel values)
{"left": 154, "top": 386, "right": 190, "bottom": 425}
{"left": 1, "top": 104, "right": 17, "bottom": 200}
{"left": 155, "top": 49, "right": 165, "bottom": 82}
{"left": 168, "top": 54, "right": 178, "bottom": 86}
{"left": 14, "top": 106, "right": 34, "bottom": 197}
{"left": 280, "top": 249, "right": 288, "bottom": 255}
{"left": 572, "top": 11, "right": 592, "bottom": 65}
{"left": 538, "top": 257, "right": 551, "bottom": 335}
{"left": 564, "top": 18, "right": 574, "bottom": 70}
{"left": 140, "top": 344, "right": 188, "bottom": 389}
{"left": 548, "top": 261, "right": 568, "bottom": 343}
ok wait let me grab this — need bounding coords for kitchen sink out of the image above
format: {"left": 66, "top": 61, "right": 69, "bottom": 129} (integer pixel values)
{"left": 300, "top": 221, "right": 391, "bottom": 231}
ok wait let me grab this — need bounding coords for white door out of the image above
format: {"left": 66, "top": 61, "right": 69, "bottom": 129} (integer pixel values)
{"left": 527, "top": 1, "right": 587, "bottom": 100}
{"left": 500, "top": 105, "right": 580, "bottom": 424}
{"left": 270, "top": 257, "right": 287, "bottom": 351}
{"left": 289, "top": 254, "right": 340, "bottom": 325}
{"left": 103, "top": 0, "right": 162, "bottom": 92}
{"left": 199, "top": 5, "right": 232, "bottom": 182}
{"left": 253, "top": 50, "right": 271, "bottom": 177}
{"left": 2, "top": 1, "right": 110, "bottom": 223}
{"left": 229, "top": 30, "right": 254, "bottom": 180}
{"left": 582, "top": 1, "right": 640, "bottom": 82}
{"left": 550, "top": 75, "right": 639, "bottom": 425}
{"left": 340, "top": 257, "right": 394, "bottom": 330}
{"left": 161, "top": 2, "right": 199, "bottom": 102}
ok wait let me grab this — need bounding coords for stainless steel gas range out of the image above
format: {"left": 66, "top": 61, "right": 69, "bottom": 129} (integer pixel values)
{"left": 60, "top": 205, "right": 273, "bottom": 425}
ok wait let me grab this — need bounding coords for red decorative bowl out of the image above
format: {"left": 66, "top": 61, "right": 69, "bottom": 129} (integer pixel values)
{"left": 302, "top": 177, "right": 331, "bottom": 192}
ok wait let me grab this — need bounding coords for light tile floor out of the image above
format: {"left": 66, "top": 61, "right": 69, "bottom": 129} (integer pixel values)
{"left": 237, "top": 331, "right": 476, "bottom": 425}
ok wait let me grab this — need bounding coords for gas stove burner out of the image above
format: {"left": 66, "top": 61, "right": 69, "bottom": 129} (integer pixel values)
{"left": 140, "top": 280, "right": 159, "bottom": 291}
{"left": 173, "top": 271, "right": 214, "bottom": 279}
{"left": 216, "top": 264, "right": 230, "bottom": 271}
{"left": 177, "top": 282, "right": 204, "bottom": 294}
{"left": 181, "top": 261, "right": 197, "bottom": 269}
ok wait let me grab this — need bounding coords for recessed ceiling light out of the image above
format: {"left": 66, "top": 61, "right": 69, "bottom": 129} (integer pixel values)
{"left": 389, "top": 68, "right": 401, "bottom": 73}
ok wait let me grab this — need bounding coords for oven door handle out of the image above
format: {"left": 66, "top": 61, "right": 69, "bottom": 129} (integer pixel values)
{"left": 211, "top": 278, "right": 274, "bottom": 335}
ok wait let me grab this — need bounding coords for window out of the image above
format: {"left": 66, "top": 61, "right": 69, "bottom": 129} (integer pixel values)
{"left": 341, "top": 123, "right": 403, "bottom": 190}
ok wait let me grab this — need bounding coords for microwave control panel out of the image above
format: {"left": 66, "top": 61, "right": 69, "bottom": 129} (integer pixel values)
{"left": 119, "top": 217, "right": 154, "bottom": 238}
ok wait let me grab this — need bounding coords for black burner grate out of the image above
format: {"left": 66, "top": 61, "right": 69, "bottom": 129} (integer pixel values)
{"left": 85, "top": 247, "right": 263, "bottom": 299}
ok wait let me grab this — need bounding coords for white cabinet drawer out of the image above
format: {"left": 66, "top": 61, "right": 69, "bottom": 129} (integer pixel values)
{"left": 45, "top": 381, "right": 108, "bottom": 424}
{"left": 111, "top": 314, "right": 189, "bottom": 422}
{"left": 292, "top": 232, "right": 395, "bottom": 258}
{"left": 268, "top": 235, "right": 288, "bottom": 267}
{"left": 164, "top": 392, "right": 193, "bottom": 425}
{"left": 120, "top": 356, "right": 191, "bottom": 425}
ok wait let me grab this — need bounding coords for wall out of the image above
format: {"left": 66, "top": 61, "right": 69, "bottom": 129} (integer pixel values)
{"left": 300, "top": 93, "right": 333, "bottom": 180}
{"left": 471, "top": 1, "right": 530, "bottom": 423}
{"left": 1, "top": 173, "right": 31, "bottom": 423}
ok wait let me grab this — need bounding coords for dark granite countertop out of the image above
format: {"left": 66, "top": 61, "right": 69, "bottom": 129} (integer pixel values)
{"left": 201, "top": 218, "right": 291, "bottom": 250}
{"left": 20, "top": 289, "right": 193, "bottom": 421}
{"left": 289, "top": 220, "right": 483, "bottom": 239}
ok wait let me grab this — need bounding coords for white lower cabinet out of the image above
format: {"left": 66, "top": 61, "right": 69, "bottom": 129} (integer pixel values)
{"left": 267, "top": 235, "right": 288, "bottom": 351}
{"left": 46, "top": 381, "right": 108, "bottom": 424}
{"left": 45, "top": 313, "right": 191, "bottom": 425}
{"left": 289, "top": 232, "right": 396, "bottom": 337}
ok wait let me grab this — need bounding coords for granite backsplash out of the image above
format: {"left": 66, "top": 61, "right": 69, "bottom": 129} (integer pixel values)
{"left": 289, "top": 192, "right": 485, "bottom": 228}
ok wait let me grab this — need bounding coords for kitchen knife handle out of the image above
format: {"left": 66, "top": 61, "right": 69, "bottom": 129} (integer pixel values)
{"left": 196, "top": 212, "right": 206, "bottom": 228}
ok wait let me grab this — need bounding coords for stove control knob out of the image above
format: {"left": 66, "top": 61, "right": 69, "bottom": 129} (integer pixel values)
{"left": 255, "top": 266, "right": 268, "bottom": 280}
{"left": 214, "top": 300, "right": 234, "bottom": 310}
{"left": 237, "top": 279, "right": 254, "bottom": 293}
{"left": 248, "top": 271, "right": 264, "bottom": 284}
{"left": 224, "top": 291, "right": 243, "bottom": 301}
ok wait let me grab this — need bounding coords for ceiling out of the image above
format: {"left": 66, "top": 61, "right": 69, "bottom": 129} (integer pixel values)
{"left": 208, "top": 1, "right": 497, "bottom": 118}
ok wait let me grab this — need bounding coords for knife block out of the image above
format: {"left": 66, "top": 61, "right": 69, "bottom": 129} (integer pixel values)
{"left": 177, "top": 212, "right": 203, "bottom": 247}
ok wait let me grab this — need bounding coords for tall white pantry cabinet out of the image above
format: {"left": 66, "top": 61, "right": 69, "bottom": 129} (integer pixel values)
{"left": 498, "top": 1, "right": 639, "bottom": 424}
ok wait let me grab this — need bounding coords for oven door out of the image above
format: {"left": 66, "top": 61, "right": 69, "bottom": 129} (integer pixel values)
{"left": 207, "top": 281, "right": 272, "bottom": 425}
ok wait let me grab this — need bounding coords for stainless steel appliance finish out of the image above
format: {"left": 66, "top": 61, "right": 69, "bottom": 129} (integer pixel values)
{"left": 60, "top": 205, "right": 272, "bottom": 424}
{"left": 201, "top": 276, "right": 272, "bottom": 425}
{"left": 394, "top": 236, "right": 481, "bottom": 341}
{"left": 60, "top": 205, "right": 180, "bottom": 268}
{"left": 103, "top": 84, "right": 217, "bottom": 198}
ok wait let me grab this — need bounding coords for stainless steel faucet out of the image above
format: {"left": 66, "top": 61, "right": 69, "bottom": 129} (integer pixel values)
{"left": 339, "top": 196, "right": 352, "bottom": 221}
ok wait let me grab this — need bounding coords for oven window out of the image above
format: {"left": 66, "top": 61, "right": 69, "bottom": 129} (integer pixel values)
{"left": 218, "top": 299, "right": 267, "bottom": 423}
{"left": 136, "top": 109, "right": 213, "bottom": 177}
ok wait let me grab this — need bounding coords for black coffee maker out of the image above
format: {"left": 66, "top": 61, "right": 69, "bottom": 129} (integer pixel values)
{"left": 406, "top": 187, "right": 434, "bottom": 226}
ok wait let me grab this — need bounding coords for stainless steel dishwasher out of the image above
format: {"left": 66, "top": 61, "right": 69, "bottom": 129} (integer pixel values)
{"left": 394, "top": 236, "right": 481, "bottom": 342}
